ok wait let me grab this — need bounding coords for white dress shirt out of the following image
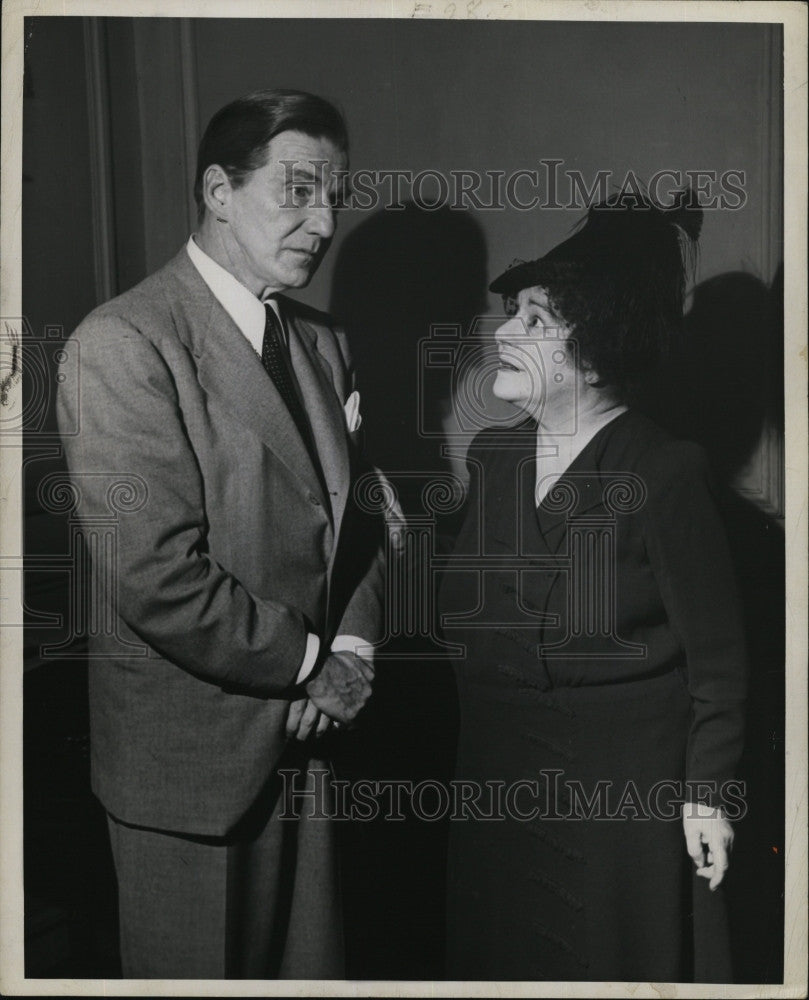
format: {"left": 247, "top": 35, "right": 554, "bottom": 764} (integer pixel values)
{"left": 186, "top": 235, "right": 373, "bottom": 682}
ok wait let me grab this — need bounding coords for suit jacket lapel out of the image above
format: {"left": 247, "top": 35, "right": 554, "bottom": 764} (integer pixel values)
{"left": 285, "top": 306, "right": 350, "bottom": 537}
{"left": 164, "top": 251, "right": 327, "bottom": 505}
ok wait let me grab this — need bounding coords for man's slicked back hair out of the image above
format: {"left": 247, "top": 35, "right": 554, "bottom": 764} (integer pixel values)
{"left": 193, "top": 88, "right": 348, "bottom": 220}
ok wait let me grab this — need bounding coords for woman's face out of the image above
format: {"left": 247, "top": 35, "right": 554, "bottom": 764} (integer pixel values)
{"left": 492, "top": 286, "right": 578, "bottom": 417}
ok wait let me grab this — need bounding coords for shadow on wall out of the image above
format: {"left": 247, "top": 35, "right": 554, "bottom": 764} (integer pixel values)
{"left": 634, "top": 266, "right": 786, "bottom": 984}
{"left": 331, "top": 200, "right": 489, "bottom": 514}
{"left": 635, "top": 269, "right": 780, "bottom": 482}
{"left": 329, "top": 203, "right": 488, "bottom": 979}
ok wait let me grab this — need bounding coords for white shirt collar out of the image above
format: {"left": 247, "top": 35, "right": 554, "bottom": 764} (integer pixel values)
{"left": 185, "top": 235, "right": 282, "bottom": 356}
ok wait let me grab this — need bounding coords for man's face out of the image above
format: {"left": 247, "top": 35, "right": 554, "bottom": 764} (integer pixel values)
{"left": 219, "top": 130, "right": 347, "bottom": 297}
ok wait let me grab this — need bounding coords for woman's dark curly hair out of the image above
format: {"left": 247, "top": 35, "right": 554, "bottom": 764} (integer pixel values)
{"left": 495, "top": 188, "right": 703, "bottom": 395}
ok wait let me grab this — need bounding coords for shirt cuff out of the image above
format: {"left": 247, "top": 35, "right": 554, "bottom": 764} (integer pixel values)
{"left": 682, "top": 801, "right": 723, "bottom": 820}
{"left": 331, "top": 634, "right": 375, "bottom": 666}
{"left": 296, "top": 633, "right": 321, "bottom": 684}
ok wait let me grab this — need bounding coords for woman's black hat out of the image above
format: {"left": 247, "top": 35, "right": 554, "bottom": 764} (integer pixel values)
{"left": 489, "top": 187, "right": 703, "bottom": 297}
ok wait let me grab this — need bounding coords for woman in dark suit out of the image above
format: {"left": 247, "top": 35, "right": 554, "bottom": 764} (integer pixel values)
{"left": 441, "top": 190, "right": 747, "bottom": 982}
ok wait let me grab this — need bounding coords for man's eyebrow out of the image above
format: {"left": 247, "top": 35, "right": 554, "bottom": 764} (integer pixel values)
{"left": 284, "top": 165, "right": 319, "bottom": 183}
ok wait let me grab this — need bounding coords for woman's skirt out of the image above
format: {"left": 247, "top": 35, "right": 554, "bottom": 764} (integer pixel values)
{"left": 446, "top": 667, "right": 732, "bottom": 982}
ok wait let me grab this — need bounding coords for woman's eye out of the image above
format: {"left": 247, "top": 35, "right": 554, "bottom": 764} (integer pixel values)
{"left": 292, "top": 185, "right": 312, "bottom": 201}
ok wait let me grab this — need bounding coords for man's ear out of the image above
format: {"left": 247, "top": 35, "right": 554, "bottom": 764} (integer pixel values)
{"left": 201, "top": 164, "right": 232, "bottom": 223}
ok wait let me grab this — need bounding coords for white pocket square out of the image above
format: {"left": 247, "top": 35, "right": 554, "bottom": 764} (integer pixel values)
{"left": 344, "top": 390, "right": 362, "bottom": 433}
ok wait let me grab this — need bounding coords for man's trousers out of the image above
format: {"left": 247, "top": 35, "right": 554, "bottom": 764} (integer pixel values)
{"left": 106, "top": 756, "right": 343, "bottom": 979}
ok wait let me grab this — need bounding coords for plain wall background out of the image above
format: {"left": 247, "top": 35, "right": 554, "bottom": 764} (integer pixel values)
{"left": 192, "top": 17, "right": 780, "bottom": 313}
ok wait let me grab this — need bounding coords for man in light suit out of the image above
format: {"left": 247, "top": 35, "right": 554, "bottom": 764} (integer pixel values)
{"left": 56, "top": 89, "right": 385, "bottom": 979}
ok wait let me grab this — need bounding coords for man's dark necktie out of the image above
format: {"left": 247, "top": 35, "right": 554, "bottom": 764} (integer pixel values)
{"left": 260, "top": 301, "right": 319, "bottom": 464}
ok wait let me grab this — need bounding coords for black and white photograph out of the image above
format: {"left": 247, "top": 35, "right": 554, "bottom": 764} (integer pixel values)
{"left": 0, "top": 0, "right": 806, "bottom": 995}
